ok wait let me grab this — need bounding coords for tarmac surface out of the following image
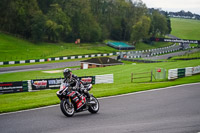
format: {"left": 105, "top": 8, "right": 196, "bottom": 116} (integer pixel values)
{"left": 0, "top": 61, "right": 81, "bottom": 74}
{"left": 0, "top": 83, "right": 200, "bottom": 133}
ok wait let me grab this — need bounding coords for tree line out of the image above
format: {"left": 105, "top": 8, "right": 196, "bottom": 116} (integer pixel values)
{"left": 0, "top": 0, "right": 171, "bottom": 44}
{"left": 168, "top": 10, "right": 200, "bottom": 20}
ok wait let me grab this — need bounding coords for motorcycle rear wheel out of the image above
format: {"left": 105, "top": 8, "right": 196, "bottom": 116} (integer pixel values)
{"left": 88, "top": 96, "right": 99, "bottom": 114}
{"left": 60, "top": 99, "right": 75, "bottom": 117}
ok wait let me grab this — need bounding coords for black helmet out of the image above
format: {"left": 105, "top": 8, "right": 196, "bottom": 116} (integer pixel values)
{"left": 63, "top": 68, "right": 72, "bottom": 80}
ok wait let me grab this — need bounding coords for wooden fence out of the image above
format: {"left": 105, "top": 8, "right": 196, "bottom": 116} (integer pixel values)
{"left": 131, "top": 71, "right": 154, "bottom": 83}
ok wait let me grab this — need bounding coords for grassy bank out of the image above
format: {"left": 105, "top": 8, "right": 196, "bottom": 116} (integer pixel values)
{"left": 0, "top": 59, "right": 200, "bottom": 113}
{"left": 0, "top": 32, "right": 118, "bottom": 62}
{"left": 171, "top": 18, "right": 200, "bottom": 40}
{"left": 0, "top": 32, "right": 172, "bottom": 62}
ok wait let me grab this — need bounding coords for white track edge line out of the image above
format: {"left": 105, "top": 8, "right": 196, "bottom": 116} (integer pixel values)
{"left": 0, "top": 82, "right": 199, "bottom": 116}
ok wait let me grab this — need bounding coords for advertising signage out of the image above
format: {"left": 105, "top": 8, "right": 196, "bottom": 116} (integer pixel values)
{"left": 79, "top": 76, "right": 95, "bottom": 84}
{"left": 48, "top": 78, "right": 63, "bottom": 89}
{"left": 150, "top": 37, "right": 200, "bottom": 44}
{"left": 31, "top": 77, "right": 95, "bottom": 90}
{"left": 0, "top": 81, "right": 28, "bottom": 94}
{"left": 31, "top": 78, "right": 63, "bottom": 90}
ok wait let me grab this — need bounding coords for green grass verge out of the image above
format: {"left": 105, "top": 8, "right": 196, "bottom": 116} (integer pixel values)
{"left": 0, "top": 59, "right": 200, "bottom": 113}
{"left": 171, "top": 18, "right": 200, "bottom": 40}
{"left": 1, "top": 60, "right": 200, "bottom": 82}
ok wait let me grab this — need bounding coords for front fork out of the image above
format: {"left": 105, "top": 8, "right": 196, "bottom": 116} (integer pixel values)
{"left": 68, "top": 96, "right": 73, "bottom": 107}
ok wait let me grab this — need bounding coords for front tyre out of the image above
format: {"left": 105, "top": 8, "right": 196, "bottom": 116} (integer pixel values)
{"left": 88, "top": 96, "right": 99, "bottom": 114}
{"left": 60, "top": 99, "right": 74, "bottom": 117}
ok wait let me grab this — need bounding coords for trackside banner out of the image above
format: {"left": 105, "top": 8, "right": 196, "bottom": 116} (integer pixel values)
{"left": 0, "top": 74, "right": 112, "bottom": 94}
{"left": 79, "top": 76, "right": 95, "bottom": 84}
{"left": 31, "top": 78, "right": 63, "bottom": 90}
{"left": 0, "top": 81, "right": 28, "bottom": 94}
{"left": 31, "top": 76, "right": 95, "bottom": 90}
{"left": 150, "top": 37, "right": 200, "bottom": 44}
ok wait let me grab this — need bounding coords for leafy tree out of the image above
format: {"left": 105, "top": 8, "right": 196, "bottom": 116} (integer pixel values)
{"left": 0, "top": 0, "right": 170, "bottom": 43}
{"left": 130, "top": 16, "right": 151, "bottom": 44}
{"left": 31, "top": 11, "right": 47, "bottom": 42}
{"left": 45, "top": 20, "right": 64, "bottom": 42}
{"left": 0, "top": 0, "right": 41, "bottom": 38}
{"left": 37, "top": 0, "right": 54, "bottom": 14}
{"left": 46, "top": 4, "right": 71, "bottom": 42}
{"left": 150, "top": 10, "right": 169, "bottom": 37}
{"left": 63, "top": 0, "right": 101, "bottom": 42}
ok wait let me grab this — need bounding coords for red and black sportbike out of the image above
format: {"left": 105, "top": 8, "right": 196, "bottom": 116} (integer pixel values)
{"left": 56, "top": 82, "right": 99, "bottom": 117}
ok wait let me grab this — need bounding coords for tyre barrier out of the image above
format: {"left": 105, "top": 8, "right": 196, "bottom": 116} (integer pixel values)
{"left": 168, "top": 66, "right": 200, "bottom": 80}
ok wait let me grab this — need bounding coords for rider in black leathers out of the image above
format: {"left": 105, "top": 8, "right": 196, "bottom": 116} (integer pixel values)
{"left": 63, "top": 68, "right": 91, "bottom": 100}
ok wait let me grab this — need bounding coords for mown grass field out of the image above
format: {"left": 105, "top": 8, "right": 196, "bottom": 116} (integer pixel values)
{"left": 171, "top": 18, "right": 200, "bottom": 40}
{"left": 0, "top": 59, "right": 200, "bottom": 113}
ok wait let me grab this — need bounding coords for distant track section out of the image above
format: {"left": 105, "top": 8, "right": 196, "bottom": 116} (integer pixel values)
{"left": 0, "top": 61, "right": 81, "bottom": 74}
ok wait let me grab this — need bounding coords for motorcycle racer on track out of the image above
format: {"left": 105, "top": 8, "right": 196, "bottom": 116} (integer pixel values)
{"left": 57, "top": 68, "right": 99, "bottom": 117}
{"left": 63, "top": 68, "right": 91, "bottom": 99}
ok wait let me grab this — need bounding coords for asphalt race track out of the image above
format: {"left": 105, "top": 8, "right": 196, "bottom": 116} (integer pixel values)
{"left": 0, "top": 83, "right": 200, "bottom": 133}
{"left": 144, "top": 49, "right": 199, "bottom": 60}
{"left": 0, "top": 61, "right": 81, "bottom": 74}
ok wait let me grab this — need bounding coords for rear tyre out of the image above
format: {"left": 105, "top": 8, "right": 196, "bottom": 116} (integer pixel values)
{"left": 88, "top": 96, "right": 99, "bottom": 114}
{"left": 60, "top": 99, "right": 74, "bottom": 117}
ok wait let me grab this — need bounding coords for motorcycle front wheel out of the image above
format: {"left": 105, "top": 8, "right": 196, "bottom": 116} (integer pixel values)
{"left": 60, "top": 99, "right": 75, "bottom": 117}
{"left": 88, "top": 96, "right": 99, "bottom": 114}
